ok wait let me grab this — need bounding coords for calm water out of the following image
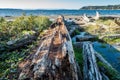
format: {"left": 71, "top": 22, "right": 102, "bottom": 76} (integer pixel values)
{"left": 93, "top": 42, "right": 120, "bottom": 72}
{"left": 72, "top": 32, "right": 120, "bottom": 72}
{"left": 0, "top": 9, "right": 120, "bottom": 16}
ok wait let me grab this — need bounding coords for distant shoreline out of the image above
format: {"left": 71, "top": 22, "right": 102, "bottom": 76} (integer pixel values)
{"left": 80, "top": 4, "right": 120, "bottom": 10}
{"left": 79, "top": 9, "right": 120, "bottom": 10}
{"left": 0, "top": 8, "right": 120, "bottom": 10}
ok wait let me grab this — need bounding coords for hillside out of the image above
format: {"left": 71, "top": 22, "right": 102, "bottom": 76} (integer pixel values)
{"left": 80, "top": 4, "right": 120, "bottom": 10}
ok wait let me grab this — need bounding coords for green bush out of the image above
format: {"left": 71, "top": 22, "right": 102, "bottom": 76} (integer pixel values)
{"left": 0, "top": 15, "right": 52, "bottom": 79}
{"left": 0, "top": 16, "right": 51, "bottom": 41}
{"left": 34, "top": 16, "right": 52, "bottom": 31}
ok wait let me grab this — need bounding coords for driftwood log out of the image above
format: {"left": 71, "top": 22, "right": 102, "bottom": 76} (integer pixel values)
{"left": 69, "top": 27, "right": 76, "bottom": 35}
{"left": 0, "top": 35, "right": 38, "bottom": 52}
{"left": 8, "top": 35, "right": 37, "bottom": 51}
{"left": 18, "top": 18, "right": 80, "bottom": 80}
{"left": 115, "top": 18, "right": 120, "bottom": 26}
{"left": 74, "top": 41, "right": 112, "bottom": 68}
{"left": 95, "top": 52, "right": 112, "bottom": 68}
{"left": 77, "top": 36, "right": 96, "bottom": 42}
{"left": 17, "top": 16, "right": 112, "bottom": 80}
{"left": 0, "top": 32, "right": 39, "bottom": 52}
{"left": 83, "top": 41, "right": 102, "bottom": 80}
{"left": 100, "top": 34, "right": 120, "bottom": 39}
{"left": 82, "top": 41, "right": 111, "bottom": 80}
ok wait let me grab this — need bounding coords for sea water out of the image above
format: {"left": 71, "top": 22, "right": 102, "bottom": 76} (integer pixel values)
{"left": 0, "top": 9, "right": 120, "bottom": 16}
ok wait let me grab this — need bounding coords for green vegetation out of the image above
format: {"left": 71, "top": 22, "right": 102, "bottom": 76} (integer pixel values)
{"left": 80, "top": 4, "right": 120, "bottom": 10}
{"left": 85, "top": 19, "right": 119, "bottom": 35}
{"left": 0, "top": 49, "right": 29, "bottom": 79}
{"left": 96, "top": 19, "right": 118, "bottom": 27}
{"left": 103, "top": 37, "right": 120, "bottom": 44}
{"left": 1, "top": 16, "right": 50, "bottom": 39}
{"left": 84, "top": 24, "right": 100, "bottom": 35}
{"left": 72, "top": 18, "right": 120, "bottom": 80}
{"left": 84, "top": 19, "right": 120, "bottom": 44}
{"left": 73, "top": 46, "right": 83, "bottom": 71}
{"left": 71, "top": 28, "right": 80, "bottom": 37}
{"left": 97, "top": 61, "right": 120, "bottom": 80}
{"left": 0, "top": 15, "right": 51, "bottom": 79}
{"left": 73, "top": 44, "right": 120, "bottom": 80}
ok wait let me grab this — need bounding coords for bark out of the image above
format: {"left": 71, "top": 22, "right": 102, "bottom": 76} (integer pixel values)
{"left": 18, "top": 22, "right": 80, "bottom": 80}
{"left": 77, "top": 36, "right": 96, "bottom": 41}
{"left": 69, "top": 27, "right": 76, "bottom": 35}
{"left": 73, "top": 42, "right": 83, "bottom": 48}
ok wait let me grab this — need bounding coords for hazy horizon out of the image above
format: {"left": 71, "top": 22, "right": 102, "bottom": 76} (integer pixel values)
{"left": 0, "top": 0, "right": 120, "bottom": 9}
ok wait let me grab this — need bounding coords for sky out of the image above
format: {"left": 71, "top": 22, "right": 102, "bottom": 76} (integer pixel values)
{"left": 0, "top": 0, "right": 120, "bottom": 9}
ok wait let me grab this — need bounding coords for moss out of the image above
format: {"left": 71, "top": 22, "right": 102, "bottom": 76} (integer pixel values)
{"left": 73, "top": 46, "right": 83, "bottom": 70}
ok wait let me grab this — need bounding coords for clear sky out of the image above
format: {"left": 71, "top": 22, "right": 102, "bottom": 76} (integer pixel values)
{"left": 0, "top": 0, "right": 120, "bottom": 9}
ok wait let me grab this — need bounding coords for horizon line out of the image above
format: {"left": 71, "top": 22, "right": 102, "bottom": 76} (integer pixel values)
{"left": 0, "top": 8, "right": 80, "bottom": 10}
{"left": 0, "top": 4, "right": 120, "bottom": 10}
{"left": 0, "top": 4, "right": 119, "bottom": 10}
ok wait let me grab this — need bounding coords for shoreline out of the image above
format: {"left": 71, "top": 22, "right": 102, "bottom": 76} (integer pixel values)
{"left": 0, "top": 9, "right": 120, "bottom": 18}
{"left": 3, "top": 15, "right": 120, "bottom": 22}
